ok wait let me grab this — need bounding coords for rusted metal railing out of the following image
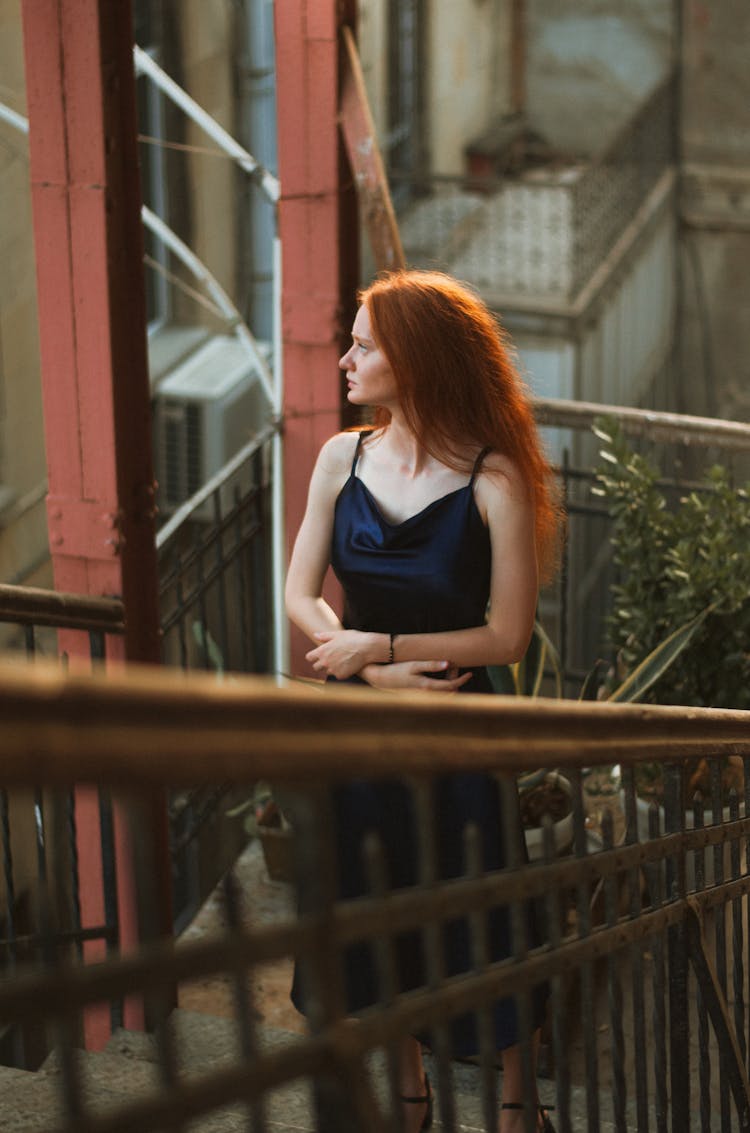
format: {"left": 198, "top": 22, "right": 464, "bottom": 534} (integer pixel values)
{"left": 1, "top": 661, "right": 750, "bottom": 1132}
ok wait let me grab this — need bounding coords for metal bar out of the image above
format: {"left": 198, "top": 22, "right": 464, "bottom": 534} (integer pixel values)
{"left": 0, "top": 790, "right": 17, "bottom": 968}
{"left": 0, "top": 584, "right": 125, "bottom": 633}
{"left": 66, "top": 790, "right": 84, "bottom": 962}
{"left": 364, "top": 832, "right": 405, "bottom": 1133}
{"left": 569, "top": 768, "right": 598, "bottom": 1133}
{"left": 339, "top": 26, "right": 405, "bottom": 273}
{"left": 731, "top": 790, "right": 746, "bottom": 1085}
{"left": 414, "top": 777, "right": 456, "bottom": 1133}
{"left": 97, "top": 791, "right": 122, "bottom": 1031}
{"left": 250, "top": 452, "right": 271, "bottom": 672}
{"left": 664, "top": 764, "right": 690, "bottom": 1133}
{"left": 132, "top": 46, "right": 280, "bottom": 203}
{"left": 544, "top": 815, "right": 571, "bottom": 1133}
{"left": 649, "top": 803, "right": 668, "bottom": 1133}
{"left": 223, "top": 871, "right": 266, "bottom": 1133}
{"left": 693, "top": 796, "right": 711, "bottom": 1132}
{"left": 603, "top": 809, "right": 626, "bottom": 1131}
{"left": 745, "top": 757, "right": 750, "bottom": 1080}
{"left": 4, "top": 670, "right": 750, "bottom": 787}
{"left": 534, "top": 395, "right": 750, "bottom": 451}
{"left": 211, "top": 489, "right": 231, "bottom": 671}
{"left": 622, "top": 764, "right": 649, "bottom": 1133}
{"left": 687, "top": 900, "right": 750, "bottom": 1130}
{"left": 466, "top": 822, "right": 499, "bottom": 1133}
{"left": 711, "top": 760, "right": 730, "bottom": 1129}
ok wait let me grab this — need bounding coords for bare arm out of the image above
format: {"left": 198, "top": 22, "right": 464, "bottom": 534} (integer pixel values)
{"left": 284, "top": 433, "right": 353, "bottom": 641}
{"left": 306, "top": 456, "right": 538, "bottom": 677}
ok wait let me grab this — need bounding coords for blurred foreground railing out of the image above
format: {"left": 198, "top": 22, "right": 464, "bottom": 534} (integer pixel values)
{"left": 1, "top": 661, "right": 750, "bottom": 1131}
{"left": 0, "top": 585, "right": 126, "bottom": 1070}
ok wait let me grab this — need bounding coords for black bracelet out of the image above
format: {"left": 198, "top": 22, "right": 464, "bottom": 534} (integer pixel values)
{"left": 388, "top": 633, "right": 395, "bottom": 664}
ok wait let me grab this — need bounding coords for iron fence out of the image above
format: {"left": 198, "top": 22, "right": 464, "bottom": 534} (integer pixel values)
{"left": 155, "top": 421, "right": 278, "bottom": 927}
{"left": 537, "top": 399, "right": 750, "bottom": 698}
{"left": 1, "top": 668, "right": 750, "bottom": 1131}
{"left": 0, "top": 585, "right": 126, "bottom": 1069}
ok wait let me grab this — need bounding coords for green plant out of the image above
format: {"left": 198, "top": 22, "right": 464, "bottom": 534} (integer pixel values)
{"left": 592, "top": 417, "right": 750, "bottom": 710}
{"left": 487, "top": 606, "right": 708, "bottom": 811}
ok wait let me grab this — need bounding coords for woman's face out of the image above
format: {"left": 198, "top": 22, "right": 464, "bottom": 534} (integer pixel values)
{"left": 339, "top": 304, "right": 399, "bottom": 409}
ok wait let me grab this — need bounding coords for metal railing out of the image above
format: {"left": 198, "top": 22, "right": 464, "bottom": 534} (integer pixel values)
{"left": 0, "top": 586, "right": 126, "bottom": 1069}
{"left": 1, "top": 664, "right": 750, "bottom": 1131}
{"left": 155, "top": 421, "right": 279, "bottom": 926}
{"left": 535, "top": 398, "right": 750, "bottom": 697}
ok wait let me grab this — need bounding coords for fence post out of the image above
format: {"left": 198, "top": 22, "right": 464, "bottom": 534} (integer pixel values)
{"left": 664, "top": 761, "right": 690, "bottom": 1132}
{"left": 21, "top": 0, "right": 169, "bottom": 1044}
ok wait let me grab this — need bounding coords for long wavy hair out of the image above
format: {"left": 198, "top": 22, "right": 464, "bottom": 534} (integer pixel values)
{"left": 360, "top": 270, "right": 562, "bottom": 581}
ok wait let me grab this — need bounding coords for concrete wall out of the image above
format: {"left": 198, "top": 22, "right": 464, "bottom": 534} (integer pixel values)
{"left": 427, "top": 0, "right": 512, "bottom": 175}
{"left": 0, "top": 0, "right": 50, "bottom": 586}
{"left": 176, "top": 0, "right": 240, "bottom": 306}
{"left": 678, "top": 0, "right": 750, "bottom": 422}
{"left": 525, "top": 0, "right": 673, "bottom": 156}
{"left": 357, "top": 0, "right": 512, "bottom": 178}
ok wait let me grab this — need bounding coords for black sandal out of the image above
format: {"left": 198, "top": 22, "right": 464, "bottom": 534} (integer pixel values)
{"left": 400, "top": 1074, "right": 433, "bottom": 1131}
{"left": 501, "top": 1102, "right": 556, "bottom": 1133}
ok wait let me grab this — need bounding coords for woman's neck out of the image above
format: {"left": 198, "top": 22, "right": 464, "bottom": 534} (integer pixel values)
{"left": 378, "top": 417, "right": 437, "bottom": 478}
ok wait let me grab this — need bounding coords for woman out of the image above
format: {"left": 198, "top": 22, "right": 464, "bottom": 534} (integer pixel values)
{"left": 285, "top": 270, "right": 560, "bottom": 1133}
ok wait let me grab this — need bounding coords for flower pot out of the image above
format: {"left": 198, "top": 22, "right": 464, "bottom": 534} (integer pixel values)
{"left": 522, "top": 772, "right": 574, "bottom": 862}
{"left": 257, "top": 818, "right": 295, "bottom": 883}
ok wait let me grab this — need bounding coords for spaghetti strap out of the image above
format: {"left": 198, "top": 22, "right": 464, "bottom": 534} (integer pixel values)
{"left": 470, "top": 446, "right": 492, "bottom": 484}
{"left": 350, "top": 431, "right": 368, "bottom": 476}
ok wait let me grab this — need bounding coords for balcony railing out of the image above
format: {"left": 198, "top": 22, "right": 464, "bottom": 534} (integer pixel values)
{"left": 394, "top": 75, "right": 676, "bottom": 307}
{"left": 1, "top": 664, "right": 750, "bottom": 1130}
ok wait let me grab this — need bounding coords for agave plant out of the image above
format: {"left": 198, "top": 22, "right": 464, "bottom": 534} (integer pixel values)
{"left": 488, "top": 606, "right": 711, "bottom": 795}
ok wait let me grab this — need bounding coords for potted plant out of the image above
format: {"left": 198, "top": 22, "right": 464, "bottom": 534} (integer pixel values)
{"left": 488, "top": 602, "right": 711, "bottom": 860}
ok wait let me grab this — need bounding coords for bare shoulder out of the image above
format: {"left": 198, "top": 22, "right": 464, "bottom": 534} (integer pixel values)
{"left": 316, "top": 431, "right": 361, "bottom": 476}
{"left": 475, "top": 451, "right": 530, "bottom": 505}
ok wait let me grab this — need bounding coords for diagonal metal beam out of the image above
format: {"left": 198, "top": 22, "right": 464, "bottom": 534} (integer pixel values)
{"left": 687, "top": 896, "right": 750, "bottom": 1130}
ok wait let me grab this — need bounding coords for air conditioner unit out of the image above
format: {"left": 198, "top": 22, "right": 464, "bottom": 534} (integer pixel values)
{"left": 153, "top": 334, "right": 271, "bottom": 516}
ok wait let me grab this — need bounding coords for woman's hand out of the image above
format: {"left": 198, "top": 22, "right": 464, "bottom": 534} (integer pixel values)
{"left": 361, "top": 661, "right": 473, "bottom": 692}
{"left": 306, "top": 629, "right": 385, "bottom": 679}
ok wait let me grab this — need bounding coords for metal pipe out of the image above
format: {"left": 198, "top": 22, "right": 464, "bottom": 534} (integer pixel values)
{"left": 133, "top": 45, "right": 279, "bottom": 204}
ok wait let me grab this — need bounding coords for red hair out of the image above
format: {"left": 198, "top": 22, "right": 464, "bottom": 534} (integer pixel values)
{"left": 360, "top": 270, "right": 561, "bottom": 581}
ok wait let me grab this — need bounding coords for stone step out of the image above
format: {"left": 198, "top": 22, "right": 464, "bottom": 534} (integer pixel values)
{"left": 0, "top": 1012, "right": 655, "bottom": 1132}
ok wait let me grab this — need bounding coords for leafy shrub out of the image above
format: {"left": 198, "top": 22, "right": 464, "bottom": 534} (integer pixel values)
{"left": 593, "top": 418, "right": 750, "bottom": 709}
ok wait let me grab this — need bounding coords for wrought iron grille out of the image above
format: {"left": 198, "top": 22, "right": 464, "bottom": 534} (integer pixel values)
{"left": 0, "top": 585, "right": 126, "bottom": 1068}
{"left": 155, "top": 422, "right": 277, "bottom": 927}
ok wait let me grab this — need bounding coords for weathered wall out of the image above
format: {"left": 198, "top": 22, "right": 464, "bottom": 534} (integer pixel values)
{"left": 525, "top": 0, "right": 673, "bottom": 155}
{"left": 177, "top": 0, "right": 239, "bottom": 305}
{"left": 357, "top": 0, "right": 512, "bottom": 179}
{"left": 0, "top": 0, "right": 49, "bottom": 585}
{"left": 678, "top": 0, "right": 750, "bottom": 421}
{"left": 427, "top": 0, "right": 511, "bottom": 175}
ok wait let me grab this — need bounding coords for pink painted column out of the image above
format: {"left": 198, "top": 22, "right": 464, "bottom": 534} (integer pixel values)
{"left": 275, "top": 0, "right": 359, "bottom": 675}
{"left": 21, "top": 0, "right": 169, "bottom": 1044}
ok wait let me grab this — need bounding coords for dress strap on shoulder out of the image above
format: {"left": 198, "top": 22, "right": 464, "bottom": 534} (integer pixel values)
{"left": 351, "top": 429, "right": 370, "bottom": 475}
{"left": 470, "top": 446, "right": 492, "bottom": 483}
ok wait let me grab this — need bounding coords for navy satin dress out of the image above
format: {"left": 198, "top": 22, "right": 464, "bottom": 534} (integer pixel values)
{"left": 291, "top": 432, "right": 546, "bottom": 1054}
